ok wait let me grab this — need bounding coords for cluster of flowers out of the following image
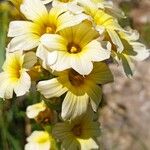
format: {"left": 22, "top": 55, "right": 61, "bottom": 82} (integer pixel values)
{"left": 0, "top": 0, "right": 149, "bottom": 149}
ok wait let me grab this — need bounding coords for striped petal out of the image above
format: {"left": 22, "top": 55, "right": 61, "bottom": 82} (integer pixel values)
{"left": 14, "top": 71, "right": 31, "bottom": 97}
{"left": 37, "top": 78, "right": 68, "bottom": 99}
{"left": 20, "top": 0, "right": 48, "bottom": 22}
{"left": 61, "top": 91, "right": 89, "bottom": 120}
{"left": 40, "top": 34, "right": 67, "bottom": 51}
{"left": 57, "top": 12, "right": 89, "bottom": 32}
{"left": 86, "top": 84, "right": 102, "bottom": 111}
{"left": 8, "top": 21, "right": 35, "bottom": 37}
{"left": 7, "top": 34, "right": 39, "bottom": 52}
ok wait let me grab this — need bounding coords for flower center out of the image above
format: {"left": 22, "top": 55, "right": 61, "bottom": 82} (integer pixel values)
{"left": 46, "top": 27, "right": 53, "bottom": 33}
{"left": 67, "top": 43, "right": 81, "bottom": 54}
{"left": 45, "top": 24, "right": 56, "bottom": 34}
{"left": 35, "top": 133, "right": 49, "bottom": 143}
{"left": 36, "top": 108, "right": 54, "bottom": 124}
{"left": 40, "top": 24, "right": 56, "bottom": 35}
{"left": 72, "top": 124, "right": 82, "bottom": 137}
{"left": 68, "top": 69, "right": 85, "bottom": 86}
{"left": 9, "top": 63, "right": 22, "bottom": 82}
{"left": 59, "top": 0, "right": 71, "bottom": 3}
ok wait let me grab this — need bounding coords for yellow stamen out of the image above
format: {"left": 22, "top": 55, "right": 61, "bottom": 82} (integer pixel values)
{"left": 70, "top": 46, "right": 78, "bottom": 53}
{"left": 46, "top": 27, "right": 53, "bottom": 33}
{"left": 34, "top": 65, "right": 42, "bottom": 73}
{"left": 67, "top": 43, "right": 81, "bottom": 54}
{"left": 60, "top": 0, "right": 70, "bottom": 3}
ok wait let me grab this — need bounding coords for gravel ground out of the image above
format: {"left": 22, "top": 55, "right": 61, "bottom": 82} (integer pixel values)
{"left": 99, "top": 59, "right": 150, "bottom": 150}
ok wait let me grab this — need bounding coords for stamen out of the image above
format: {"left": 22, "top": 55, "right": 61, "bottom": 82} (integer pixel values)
{"left": 46, "top": 27, "right": 53, "bottom": 33}
{"left": 70, "top": 46, "right": 78, "bottom": 53}
{"left": 60, "top": 0, "right": 70, "bottom": 3}
{"left": 67, "top": 43, "right": 81, "bottom": 54}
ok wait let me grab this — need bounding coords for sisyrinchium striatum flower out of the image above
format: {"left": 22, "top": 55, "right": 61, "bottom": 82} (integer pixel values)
{"left": 52, "top": 108, "right": 100, "bottom": 150}
{"left": 37, "top": 62, "right": 113, "bottom": 120}
{"left": 39, "top": 21, "right": 111, "bottom": 75}
{"left": 0, "top": 51, "right": 37, "bottom": 99}
{"left": 25, "top": 131, "right": 52, "bottom": 150}
{"left": 7, "top": 0, "right": 88, "bottom": 52}
{"left": 1, "top": 0, "right": 149, "bottom": 149}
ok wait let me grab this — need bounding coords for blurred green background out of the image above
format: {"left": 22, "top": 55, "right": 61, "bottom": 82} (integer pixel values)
{"left": 0, "top": 0, "right": 150, "bottom": 150}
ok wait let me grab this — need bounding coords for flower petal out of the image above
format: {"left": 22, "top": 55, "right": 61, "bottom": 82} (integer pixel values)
{"left": 54, "top": 126, "right": 79, "bottom": 150}
{"left": 57, "top": 12, "right": 89, "bottom": 32}
{"left": 71, "top": 22, "right": 99, "bottom": 47}
{"left": 23, "top": 52, "right": 37, "bottom": 69}
{"left": 25, "top": 131, "right": 51, "bottom": 150}
{"left": 26, "top": 101, "right": 46, "bottom": 118}
{"left": 82, "top": 40, "right": 111, "bottom": 62}
{"left": 50, "top": 51, "right": 71, "bottom": 71}
{"left": 36, "top": 44, "right": 58, "bottom": 68}
{"left": 78, "top": 0, "right": 98, "bottom": 15}
{"left": 37, "top": 78, "right": 68, "bottom": 99}
{"left": 52, "top": 123, "right": 72, "bottom": 140}
{"left": 14, "top": 71, "right": 31, "bottom": 97}
{"left": 61, "top": 91, "right": 89, "bottom": 120}
{"left": 86, "top": 84, "right": 102, "bottom": 111}
{"left": 67, "top": 3, "right": 84, "bottom": 14}
{"left": 0, "top": 73, "right": 14, "bottom": 99}
{"left": 62, "top": 138, "right": 80, "bottom": 150}
{"left": 40, "top": 34, "right": 67, "bottom": 51}
{"left": 20, "top": 0, "right": 48, "bottom": 22}
{"left": 7, "top": 21, "right": 35, "bottom": 37}
{"left": 131, "top": 42, "right": 150, "bottom": 61}
{"left": 71, "top": 54, "right": 93, "bottom": 75}
{"left": 7, "top": 34, "right": 39, "bottom": 52}
{"left": 78, "top": 138, "right": 99, "bottom": 150}
{"left": 41, "top": 0, "right": 52, "bottom": 4}
{"left": 107, "top": 29, "right": 124, "bottom": 53}
{"left": 89, "top": 62, "right": 114, "bottom": 84}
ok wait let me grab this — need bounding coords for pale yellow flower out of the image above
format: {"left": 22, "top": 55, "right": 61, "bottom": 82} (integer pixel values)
{"left": 51, "top": 0, "right": 83, "bottom": 14}
{"left": 10, "top": 0, "right": 52, "bottom": 8}
{"left": 53, "top": 110, "right": 100, "bottom": 150}
{"left": 37, "top": 62, "right": 113, "bottom": 120}
{"left": 7, "top": 0, "right": 88, "bottom": 52}
{"left": 26, "top": 101, "right": 46, "bottom": 119}
{"left": 118, "top": 30, "right": 150, "bottom": 61}
{"left": 26, "top": 100, "right": 56, "bottom": 124}
{"left": 41, "top": 0, "right": 53, "bottom": 4}
{"left": 25, "top": 131, "right": 51, "bottom": 150}
{"left": 114, "top": 29, "right": 150, "bottom": 76}
{"left": 50, "top": 0, "right": 75, "bottom": 5}
{"left": 39, "top": 22, "right": 111, "bottom": 75}
{"left": 78, "top": 0, "right": 124, "bottom": 52}
{"left": 0, "top": 51, "right": 37, "bottom": 99}
{"left": 91, "top": 0, "right": 125, "bottom": 18}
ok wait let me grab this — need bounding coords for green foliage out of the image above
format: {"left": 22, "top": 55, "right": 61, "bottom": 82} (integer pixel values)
{"left": 0, "top": 99, "right": 25, "bottom": 150}
{"left": 0, "top": 2, "right": 9, "bottom": 69}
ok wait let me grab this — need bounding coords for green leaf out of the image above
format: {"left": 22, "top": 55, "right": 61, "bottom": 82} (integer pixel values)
{"left": 43, "top": 96, "right": 62, "bottom": 112}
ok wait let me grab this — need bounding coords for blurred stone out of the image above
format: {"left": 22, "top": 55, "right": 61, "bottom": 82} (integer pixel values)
{"left": 99, "top": 59, "right": 150, "bottom": 150}
{"left": 130, "top": 0, "right": 150, "bottom": 25}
